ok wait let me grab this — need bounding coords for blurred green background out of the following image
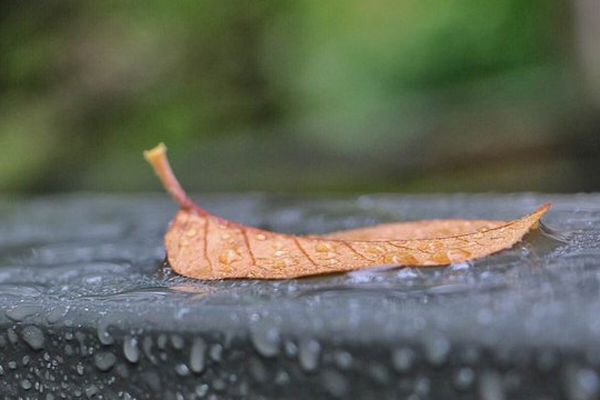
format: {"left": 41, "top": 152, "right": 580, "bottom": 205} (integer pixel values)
{"left": 1, "top": 0, "right": 599, "bottom": 194}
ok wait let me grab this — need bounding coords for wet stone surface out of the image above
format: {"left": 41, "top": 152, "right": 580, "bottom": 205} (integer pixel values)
{"left": 0, "top": 193, "right": 599, "bottom": 399}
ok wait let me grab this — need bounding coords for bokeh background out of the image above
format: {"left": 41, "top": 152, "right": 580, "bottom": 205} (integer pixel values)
{"left": 1, "top": 0, "right": 599, "bottom": 194}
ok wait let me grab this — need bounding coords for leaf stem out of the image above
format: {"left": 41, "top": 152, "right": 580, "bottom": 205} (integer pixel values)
{"left": 144, "top": 143, "right": 207, "bottom": 214}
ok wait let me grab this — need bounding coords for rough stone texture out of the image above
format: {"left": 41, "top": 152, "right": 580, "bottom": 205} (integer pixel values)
{"left": 0, "top": 193, "right": 599, "bottom": 399}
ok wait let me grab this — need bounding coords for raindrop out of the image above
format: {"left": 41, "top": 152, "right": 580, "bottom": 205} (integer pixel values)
{"left": 85, "top": 384, "right": 99, "bottom": 399}
{"left": 190, "top": 338, "right": 207, "bottom": 374}
{"left": 284, "top": 340, "right": 298, "bottom": 357}
{"left": 275, "top": 371, "right": 290, "bottom": 385}
{"left": 7, "top": 328, "right": 18, "bottom": 345}
{"left": 209, "top": 343, "right": 223, "bottom": 362}
{"left": 170, "top": 334, "right": 184, "bottom": 350}
{"left": 249, "top": 357, "right": 268, "bottom": 382}
{"left": 21, "top": 379, "right": 32, "bottom": 390}
{"left": 423, "top": 334, "right": 450, "bottom": 366}
{"left": 157, "top": 334, "right": 168, "bottom": 349}
{"left": 369, "top": 363, "right": 391, "bottom": 384}
{"left": 123, "top": 336, "right": 140, "bottom": 363}
{"left": 94, "top": 351, "right": 117, "bottom": 372}
{"left": 454, "top": 367, "right": 475, "bottom": 390}
{"left": 46, "top": 306, "right": 69, "bottom": 324}
{"left": 321, "top": 370, "right": 348, "bottom": 397}
{"left": 392, "top": 348, "right": 415, "bottom": 373}
{"left": 195, "top": 384, "right": 209, "bottom": 397}
{"left": 250, "top": 327, "right": 280, "bottom": 358}
{"left": 6, "top": 304, "right": 40, "bottom": 321}
{"left": 175, "top": 363, "right": 190, "bottom": 376}
{"left": 564, "top": 366, "right": 599, "bottom": 400}
{"left": 8, "top": 360, "right": 17, "bottom": 369}
{"left": 213, "top": 378, "right": 226, "bottom": 392}
{"left": 76, "top": 363, "right": 85, "bottom": 376}
{"left": 97, "top": 321, "right": 114, "bottom": 345}
{"left": 143, "top": 336, "right": 157, "bottom": 364}
{"left": 116, "top": 363, "right": 130, "bottom": 379}
{"left": 479, "top": 371, "right": 505, "bottom": 400}
{"left": 298, "top": 339, "right": 321, "bottom": 371}
{"left": 450, "top": 262, "right": 471, "bottom": 271}
{"left": 415, "top": 376, "right": 431, "bottom": 396}
{"left": 22, "top": 326, "right": 45, "bottom": 351}
{"left": 333, "top": 351, "right": 353, "bottom": 370}
{"left": 397, "top": 268, "right": 419, "bottom": 279}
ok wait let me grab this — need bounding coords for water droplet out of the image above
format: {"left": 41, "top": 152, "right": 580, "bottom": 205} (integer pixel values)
{"left": 249, "top": 357, "right": 268, "bottom": 382}
{"left": 21, "top": 379, "right": 32, "bottom": 390}
{"left": 213, "top": 378, "right": 226, "bottom": 392}
{"left": 186, "top": 228, "right": 197, "bottom": 237}
{"left": 423, "top": 334, "right": 450, "bottom": 366}
{"left": 143, "top": 336, "right": 157, "bottom": 364}
{"left": 321, "top": 370, "right": 348, "bottom": 397}
{"left": 195, "top": 384, "right": 209, "bottom": 397}
{"left": 157, "top": 334, "right": 168, "bottom": 349}
{"left": 123, "top": 336, "right": 140, "bottom": 363}
{"left": 170, "top": 334, "right": 184, "bottom": 350}
{"left": 275, "top": 371, "right": 290, "bottom": 385}
{"left": 369, "top": 363, "right": 391, "bottom": 384}
{"left": 316, "top": 243, "right": 332, "bottom": 252}
{"left": 564, "top": 365, "right": 599, "bottom": 400}
{"left": 479, "top": 371, "right": 505, "bottom": 400}
{"left": 450, "top": 262, "right": 471, "bottom": 271}
{"left": 97, "top": 320, "right": 114, "bottom": 345}
{"left": 256, "top": 234, "right": 266, "bottom": 241}
{"left": 7, "top": 328, "right": 18, "bottom": 344}
{"left": 284, "top": 340, "right": 298, "bottom": 357}
{"left": 76, "top": 362, "right": 85, "bottom": 376}
{"left": 85, "top": 384, "right": 99, "bottom": 399}
{"left": 251, "top": 327, "right": 280, "bottom": 358}
{"left": 333, "top": 351, "right": 353, "bottom": 369}
{"left": 94, "top": 351, "right": 117, "bottom": 371}
{"left": 46, "top": 305, "right": 70, "bottom": 324}
{"left": 6, "top": 304, "right": 40, "bottom": 321}
{"left": 210, "top": 343, "right": 223, "bottom": 362}
{"left": 298, "top": 339, "right": 320, "bottom": 371}
{"left": 190, "top": 338, "right": 207, "bottom": 374}
{"left": 454, "top": 367, "right": 475, "bottom": 390}
{"left": 415, "top": 376, "right": 431, "bottom": 398}
{"left": 175, "top": 363, "right": 190, "bottom": 376}
{"left": 21, "top": 325, "right": 44, "bottom": 351}
{"left": 392, "top": 348, "right": 414, "bottom": 373}
{"left": 219, "top": 249, "right": 241, "bottom": 264}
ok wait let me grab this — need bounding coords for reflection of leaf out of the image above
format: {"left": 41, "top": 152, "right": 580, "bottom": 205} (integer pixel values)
{"left": 145, "top": 144, "right": 551, "bottom": 280}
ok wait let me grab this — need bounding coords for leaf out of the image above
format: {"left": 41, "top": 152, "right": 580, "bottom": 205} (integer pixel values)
{"left": 145, "top": 143, "right": 551, "bottom": 280}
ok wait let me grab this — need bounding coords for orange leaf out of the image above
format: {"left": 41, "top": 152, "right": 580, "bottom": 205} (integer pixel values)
{"left": 145, "top": 144, "right": 551, "bottom": 280}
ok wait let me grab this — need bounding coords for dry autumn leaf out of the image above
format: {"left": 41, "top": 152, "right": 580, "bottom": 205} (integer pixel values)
{"left": 145, "top": 143, "right": 551, "bottom": 280}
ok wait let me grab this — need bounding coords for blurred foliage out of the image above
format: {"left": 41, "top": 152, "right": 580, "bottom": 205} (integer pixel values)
{"left": 1, "top": 0, "right": 598, "bottom": 193}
